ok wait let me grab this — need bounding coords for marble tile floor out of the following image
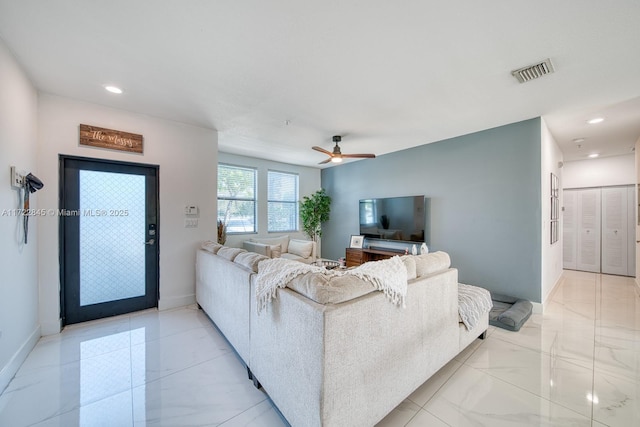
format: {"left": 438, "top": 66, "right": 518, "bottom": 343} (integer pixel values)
{"left": 1, "top": 270, "right": 638, "bottom": 426}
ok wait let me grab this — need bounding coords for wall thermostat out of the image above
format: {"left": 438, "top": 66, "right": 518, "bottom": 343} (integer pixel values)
{"left": 184, "top": 206, "right": 198, "bottom": 215}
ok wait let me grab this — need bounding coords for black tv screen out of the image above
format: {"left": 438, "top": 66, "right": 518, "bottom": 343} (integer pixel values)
{"left": 359, "top": 195, "right": 427, "bottom": 243}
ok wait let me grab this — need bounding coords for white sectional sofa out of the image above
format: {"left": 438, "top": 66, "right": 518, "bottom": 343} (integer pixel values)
{"left": 196, "top": 242, "right": 268, "bottom": 367}
{"left": 195, "top": 241, "right": 488, "bottom": 427}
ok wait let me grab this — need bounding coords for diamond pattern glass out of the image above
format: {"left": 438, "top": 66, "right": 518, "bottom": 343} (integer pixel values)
{"left": 79, "top": 170, "right": 146, "bottom": 306}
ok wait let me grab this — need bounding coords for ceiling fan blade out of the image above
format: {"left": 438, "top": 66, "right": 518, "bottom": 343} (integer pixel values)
{"left": 312, "top": 146, "right": 332, "bottom": 155}
{"left": 342, "top": 153, "right": 376, "bottom": 159}
{"left": 313, "top": 136, "right": 375, "bottom": 164}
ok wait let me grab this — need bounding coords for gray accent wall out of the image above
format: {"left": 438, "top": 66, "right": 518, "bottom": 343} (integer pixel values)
{"left": 321, "top": 118, "right": 542, "bottom": 303}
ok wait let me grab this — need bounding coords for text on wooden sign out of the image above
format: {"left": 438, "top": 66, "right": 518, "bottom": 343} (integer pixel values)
{"left": 79, "top": 124, "right": 143, "bottom": 154}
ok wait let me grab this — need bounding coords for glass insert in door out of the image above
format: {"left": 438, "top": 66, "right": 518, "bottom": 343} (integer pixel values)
{"left": 79, "top": 170, "right": 146, "bottom": 306}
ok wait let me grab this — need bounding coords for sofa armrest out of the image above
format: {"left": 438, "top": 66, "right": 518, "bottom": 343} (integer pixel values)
{"left": 243, "top": 241, "right": 271, "bottom": 257}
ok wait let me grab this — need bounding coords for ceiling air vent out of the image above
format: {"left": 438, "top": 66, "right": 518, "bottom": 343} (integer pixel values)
{"left": 511, "top": 58, "right": 555, "bottom": 83}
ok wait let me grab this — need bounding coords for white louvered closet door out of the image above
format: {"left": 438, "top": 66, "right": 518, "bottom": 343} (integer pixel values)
{"left": 563, "top": 190, "right": 578, "bottom": 270}
{"left": 576, "top": 188, "right": 601, "bottom": 273}
{"left": 602, "top": 187, "right": 628, "bottom": 275}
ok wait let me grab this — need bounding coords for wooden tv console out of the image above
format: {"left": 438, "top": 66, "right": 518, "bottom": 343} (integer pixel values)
{"left": 345, "top": 247, "right": 405, "bottom": 267}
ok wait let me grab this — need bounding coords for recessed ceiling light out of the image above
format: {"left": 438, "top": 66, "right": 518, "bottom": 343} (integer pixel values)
{"left": 104, "top": 85, "right": 123, "bottom": 94}
{"left": 587, "top": 117, "right": 604, "bottom": 124}
{"left": 572, "top": 137, "right": 586, "bottom": 143}
{"left": 588, "top": 153, "right": 599, "bottom": 158}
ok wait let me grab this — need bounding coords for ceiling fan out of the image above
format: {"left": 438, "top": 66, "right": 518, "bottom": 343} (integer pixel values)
{"left": 312, "top": 135, "right": 376, "bottom": 164}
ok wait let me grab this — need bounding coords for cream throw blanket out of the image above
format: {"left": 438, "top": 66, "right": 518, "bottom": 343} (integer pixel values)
{"left": 458, "top": 283, "right": 492, "bottom": 330}
{"left": 256, "top": 256, "right": 408, "bottom": 313}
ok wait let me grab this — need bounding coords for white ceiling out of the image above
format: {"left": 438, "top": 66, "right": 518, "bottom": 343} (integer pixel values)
{"left": 1, "top": 1, "right": 639, "bottom": 168}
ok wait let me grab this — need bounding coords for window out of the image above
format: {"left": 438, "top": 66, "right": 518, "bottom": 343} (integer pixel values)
{"left": 268, "top": 170, "right": 299, "bottom": 232}
{"left": 218, "top": 164, "right": 256, "bottom": 233}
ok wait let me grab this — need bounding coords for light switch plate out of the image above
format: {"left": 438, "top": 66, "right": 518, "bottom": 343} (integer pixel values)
{"left": 10, "top": 166, "right": 24, "bottom": 189}
{"left": 184, "top": 218, "right": 198, "bottom": 228}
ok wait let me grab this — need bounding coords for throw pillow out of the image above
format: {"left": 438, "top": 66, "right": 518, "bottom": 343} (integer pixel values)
{"left": 288, "top": 239, "right": 314, "bottom": 259}
{"left": 251, "top": 235, "right": 289, "bottom": 253}
{"left": 234, "top": 251, "right": 269, "bottom": 272}
{"left": 414, "top": 251, "right": 451, "bottom": 277}
{"left": 286, "top": 272, "right": 374, "bottom": 304}
{"left": 217, "top": 247, "right": 246, "bottom": 262}
{"left": 269, "top": 244, "right": 282, "bottom": 258}
{"left": 201, "top": 241, "right": 222, "bottom": 254}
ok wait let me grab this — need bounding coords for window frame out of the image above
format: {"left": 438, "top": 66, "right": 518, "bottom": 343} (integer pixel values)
{"left": 217, "top": 163, "right": 257, "bottom": 235}
{"left": 267, "top": 169, "right": 299, "bottom": 233}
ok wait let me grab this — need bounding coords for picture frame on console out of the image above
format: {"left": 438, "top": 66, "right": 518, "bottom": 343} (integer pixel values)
{"left": 350, "top": 235, "right": 364, "bottom": 249}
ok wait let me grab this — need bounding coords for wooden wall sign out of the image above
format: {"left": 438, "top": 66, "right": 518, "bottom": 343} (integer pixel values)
{"left": 79, "top": 124, "right": 143, "bottom": 154}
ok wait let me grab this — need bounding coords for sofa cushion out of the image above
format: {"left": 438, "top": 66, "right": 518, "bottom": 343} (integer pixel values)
{"left": 286, "top": 272, "right": 374, "bottom": 304}
{"left": 251, "top": 235, "right": 289, "bottom": 253}
{"left": 400, "top": 255, "right": 417, "bottom": 280}
{"left": 414, "top": 251, "right": 451, "bottom": 277}
{"left": 281, "top": 253, "right": 310, "bottom": 264}
{"left": 201, "top": 240, "right": 223, "bottom": 254}
{"left": 217, "top": 247, "right": 246, "bottom": 261}
{"left": 288, "top": 239, "right": 314, "bottom": 259}
{"left": 235, "top": 251, "right": 269, "bottom": 272}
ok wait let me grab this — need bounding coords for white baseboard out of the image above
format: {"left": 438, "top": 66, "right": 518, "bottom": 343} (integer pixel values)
{"left": 39, "top": 318, "right": 62, "bottom": 336}
{"left": 531, "top": 301, "right": 543, "bottom": 314}
{"left": 158, "top": 293, "right": 196, "bottom": 311}
{"left": 539, "top": 273, "right": 565, "bottom": 314}
{"left": 0, "top": 325, "right": 40, "bottom": 393}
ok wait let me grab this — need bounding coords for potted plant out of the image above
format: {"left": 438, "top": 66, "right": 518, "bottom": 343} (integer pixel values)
{"left": 300, "top": 189, "right": 331, "bottom": 249}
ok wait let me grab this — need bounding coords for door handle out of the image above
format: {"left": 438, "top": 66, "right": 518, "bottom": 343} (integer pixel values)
{"left": 145, "top": 239, "right": 156, "bottom": 245}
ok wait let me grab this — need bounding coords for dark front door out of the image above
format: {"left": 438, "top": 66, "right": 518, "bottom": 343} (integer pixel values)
{"left": 60, "top": 155, "right": 159, "bottom": 325}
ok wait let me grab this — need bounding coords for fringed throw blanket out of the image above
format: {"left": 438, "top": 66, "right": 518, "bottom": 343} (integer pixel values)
{"left": 458, "top": 283, "right": 492, "bottom": 330}
{"left": 256, "top": 256, "right": 407, "bottom": 313}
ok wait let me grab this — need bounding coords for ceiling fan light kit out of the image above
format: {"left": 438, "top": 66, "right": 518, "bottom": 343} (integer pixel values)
{"left": 312, "top": 135, "right": 376, "bottom": 165}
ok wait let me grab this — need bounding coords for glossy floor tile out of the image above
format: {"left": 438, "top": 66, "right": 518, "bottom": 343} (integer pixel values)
{"left": 1, "top": 271, "right": 639, "bottom": 426}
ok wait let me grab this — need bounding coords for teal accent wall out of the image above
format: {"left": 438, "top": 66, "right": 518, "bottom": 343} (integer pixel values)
{"left": 321, "top": 118, "right": 542, "bottom": 302}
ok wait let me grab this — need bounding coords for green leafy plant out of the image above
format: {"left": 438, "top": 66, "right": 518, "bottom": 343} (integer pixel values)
{"left": 300, "top": 189, "right": 331, "bottom": 242}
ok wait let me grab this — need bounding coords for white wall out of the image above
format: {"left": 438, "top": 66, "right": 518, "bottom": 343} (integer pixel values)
{"left": 540, "top": 119, "right": 564, "bottom": 306}
{"left": 0, "top": 40, "right": 40, "bottom": 391}
{"left": 563, "top": 154, "right": 635, "bottom": 189}
{"left": 217, "top": 152, "right": 322, "bottom": 250}
{"left": 636, "top": 139, "right": 640, "bottom": 291}
{"left": 37, "top": 94, "right": 217, "bottom": 334}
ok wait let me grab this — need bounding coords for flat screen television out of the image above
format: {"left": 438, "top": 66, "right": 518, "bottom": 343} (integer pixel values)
{"left": 359, "top": 195, "right": 427, "bottom": 243}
